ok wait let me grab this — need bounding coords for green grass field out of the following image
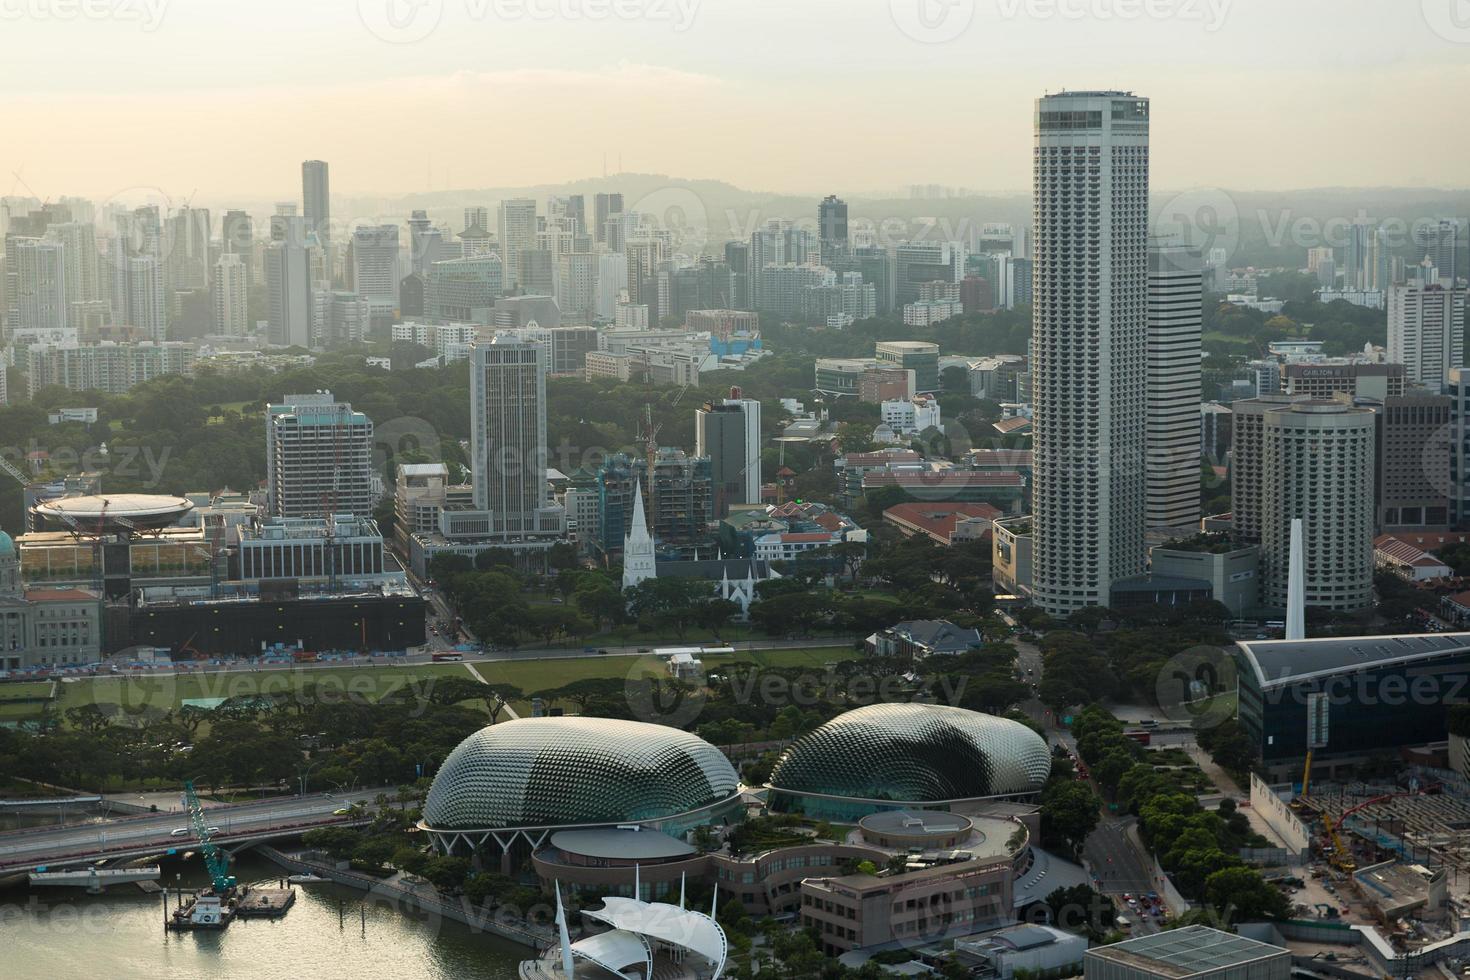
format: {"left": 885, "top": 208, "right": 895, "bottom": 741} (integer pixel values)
{"left": 50, "top": 663, "right": 470, "bottom": 715}
{"left": 2, "top": 646, "right": 859, "bottom": 728}
{"left": 0, "top": 680, "right": 57, "bottom": 725}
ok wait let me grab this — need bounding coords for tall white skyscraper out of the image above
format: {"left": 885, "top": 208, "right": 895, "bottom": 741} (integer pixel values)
{"left": 302, "top": 160, "right": 330, "bottom": 246}
{"left": 351, "top": 224, "right": 400, "bottom": 307}
{"left": 12, "top": 239, "right": 67, "bottom": 331}
{"left": 1031, "top": 90, "right": 1150, "bottom": 614}
{"left": 265, "top": 216, "right": 312, "bottom": 347}
{"left": 557, "top": 252, "right": 598, "bottom": 321}
{"left": 1146, "top": 243, "right": 1203, "bottom": 530}
{"left": 470, "top": 340, "right": 551, "bottom": 533}
{"left": 213, "top": 252, "right": 249, "bottom": 335}
{"left": 595, "top": 252, "right": 628, "bottom": 321}
{"left": 1388, "top": 279, "right": 1466, "bottom": 391}
{"left": 497, "top": 198, "right": 537, "bottom": 291}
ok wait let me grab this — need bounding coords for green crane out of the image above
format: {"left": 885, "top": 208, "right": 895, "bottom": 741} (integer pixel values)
{"left": 183, "top": 780, "right": 236, "bottom": 893}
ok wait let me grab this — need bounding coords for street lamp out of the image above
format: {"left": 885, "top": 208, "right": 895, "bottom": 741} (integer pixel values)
{"left": 296, "top": 760, "right": 325, "bottom": 797}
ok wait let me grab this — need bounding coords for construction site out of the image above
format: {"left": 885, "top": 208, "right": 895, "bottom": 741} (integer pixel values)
{"left": 1231, "top": 763, "right": 1470, "bottom": 979}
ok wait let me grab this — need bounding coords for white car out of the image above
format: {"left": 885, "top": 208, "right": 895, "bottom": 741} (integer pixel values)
{"left": 170, "top": 828, "right": 190, "bottom": 837}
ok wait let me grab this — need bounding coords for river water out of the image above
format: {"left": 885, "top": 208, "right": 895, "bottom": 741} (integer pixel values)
{"left": 3, "top": 854, "right": 527, "bottom": 979}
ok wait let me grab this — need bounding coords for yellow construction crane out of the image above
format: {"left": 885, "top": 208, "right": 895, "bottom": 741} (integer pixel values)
{"left": 1291, "top": 749, "right": 1313, "bottom": 810}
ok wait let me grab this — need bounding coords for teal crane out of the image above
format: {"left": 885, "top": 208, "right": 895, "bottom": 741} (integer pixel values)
{"left": 183, "top": 780, "right": 236, "bottom": 893}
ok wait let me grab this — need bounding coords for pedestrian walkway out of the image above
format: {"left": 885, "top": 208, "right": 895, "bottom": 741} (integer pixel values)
{"left": 462, "top": 662, "right": 519, "bottom": 719}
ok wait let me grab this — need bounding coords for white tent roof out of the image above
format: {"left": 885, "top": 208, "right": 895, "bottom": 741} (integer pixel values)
{"left": 569, "top": 930, "right": 650, "bottom": 979}
{"left": 584, "top": 897, "right": 728, "bottom": 977}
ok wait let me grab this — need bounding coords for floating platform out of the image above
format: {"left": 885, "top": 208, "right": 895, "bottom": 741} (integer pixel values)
{"left": 235, "top": 887, "right": 296, "bottom": 919}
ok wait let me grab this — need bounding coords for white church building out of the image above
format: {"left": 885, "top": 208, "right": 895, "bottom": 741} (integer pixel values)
{"left": 621, "top": 480, "right": 777, "bottom": 619}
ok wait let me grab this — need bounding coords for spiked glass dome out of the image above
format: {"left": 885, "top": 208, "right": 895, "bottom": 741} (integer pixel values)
{"left": 423, "top": 717, "right": 741, "bottom": 831}
{"left": 768, "top": 703, "right": 1050, "bottom": 814}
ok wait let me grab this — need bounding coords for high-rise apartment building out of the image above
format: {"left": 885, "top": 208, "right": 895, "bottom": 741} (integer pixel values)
{"left": 1229, "top": 394, "right": 1300, "bottom": 543}
{"left": 1388, "top": 279, "right": 1466, "bottom": 391}
{"left": 596, "top": 253, "right": 628, "bottom": 321}
{"left": 464, "top": 206, "right": 489, "bottom": 235}
{"left": 407, "top": 210, "right": 434, "bottom": 277}
{"left": 557, "top": 252, "right": 598, "bottom": 321}
{"left": 265, "top": 216, "right": 312, "bottom": 347}
{"left": 302, "top": 160, "right": 331, "bottom": 245}
{"left": 351, "top": 224, "right": 400, "bottom": 307}
{"left": 696, "top": 391, "right": 762, "bottom": 518}
{"left": 222, "top": 209, "right": 254, "bottom": 284}
{"left": 123, "top": 254, "right": 167, "bottom": 340}
{"left": 893, "top": 241, "right": 965, "bottom": 307}
{"left": 1448, "top": 368, "right": 1470, "bottom": 526}
{"left": 25, "top": 341, "right": 197, "bottom": 397}
{"left": 212, "top": 253, "right": 249, "bottom": 335}
{"left": 44, "top": 221, "right": 101, "bottom": 326}
{"left": 593, "top": 193, "right": 623, "bottom": 245}
{"left": 1413, "top": 217, "right": 1459, "bottom": 284}
{"left": 470, "top": 340, "right": 551, "bottom": 534}
{"left": 1030, "top": 90, "right": 1150, "bottom": 614}
{"left": 819, "top": 195, "right": 849, "bottom": 264}
{"left": 1145, "top": 243, "right": 1203, "bottom": 530}
{"left": 517, "top": 248, "right": 556, "bottom": 297}
{"left": 1377, "top": 393, "right": 1451, "bottom": 532}
{"left": 497, "top": 199, "right": 538, "bottom": 291}
{"left": 11, "top": 239, "right": 67, "bottom": 331}
{"left": 265, "top": 391, "right": 374, "bottom": 519}
{"left": 1260, "top": 401, "right": 1376, "bottom": 613}
{"left": 165, "top": 207, "right": 211, "bottom": 292}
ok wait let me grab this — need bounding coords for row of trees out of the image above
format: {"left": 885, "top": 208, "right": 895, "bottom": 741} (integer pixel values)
{"left": 0, "top": 674, "right": 505, "bottom": 793}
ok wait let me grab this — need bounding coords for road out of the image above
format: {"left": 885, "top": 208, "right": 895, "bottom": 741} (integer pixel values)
{"left": 0, "top": 788, "right": 389, "bottom": 870}
{"left": 1010, "top": 628, "right": 1173, "bottom": 931}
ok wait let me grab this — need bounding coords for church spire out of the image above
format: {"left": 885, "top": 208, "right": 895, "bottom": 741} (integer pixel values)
{"left": 622, "top": 478, "right": 657, "bottom": 591}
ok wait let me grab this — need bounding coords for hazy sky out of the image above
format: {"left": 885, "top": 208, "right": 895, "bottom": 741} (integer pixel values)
{"left": 3, "top": 0, "right": 1467, "bottom": 203}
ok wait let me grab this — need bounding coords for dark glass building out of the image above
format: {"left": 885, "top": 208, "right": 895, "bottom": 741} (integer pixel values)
{"left": 1234, "top": 633, "right": 1470, "bottom": 781}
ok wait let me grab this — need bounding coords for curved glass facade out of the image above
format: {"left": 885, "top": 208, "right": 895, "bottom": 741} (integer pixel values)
{"left": 768, "top": 704, "right": 1050, "bottom": 820}
{"left": 423, "top": 717, "right": 740, "bottom": 831}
